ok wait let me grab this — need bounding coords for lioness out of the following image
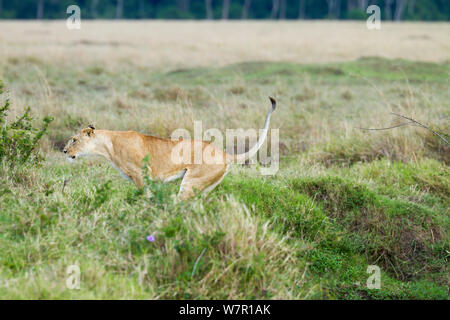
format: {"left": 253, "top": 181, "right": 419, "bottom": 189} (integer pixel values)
{"left": 63, "top": 97, "right": 276, "bottom": 200}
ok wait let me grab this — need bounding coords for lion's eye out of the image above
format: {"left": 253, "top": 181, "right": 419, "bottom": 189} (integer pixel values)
{"left": 72, "top": 139, "right": 77, "bottom": 143}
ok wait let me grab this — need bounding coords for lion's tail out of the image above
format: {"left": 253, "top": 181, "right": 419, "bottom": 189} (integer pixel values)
{"left": 227, "top": 97, "right": 277, "bottom": 164}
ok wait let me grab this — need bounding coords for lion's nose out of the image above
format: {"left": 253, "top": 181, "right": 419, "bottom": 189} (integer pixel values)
{"left": 63, "top": 149, "right": 67, "bottom": 154}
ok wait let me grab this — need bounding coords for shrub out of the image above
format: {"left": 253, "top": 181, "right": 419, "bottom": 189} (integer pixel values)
{"left": 0, "top": 81, "right": 53, "bottom": 166}
{"left": 346, "top": 9, "right": 367, "bottom": 20}
{"left": 141, "top": 155, "right": 174, "bottom": 208}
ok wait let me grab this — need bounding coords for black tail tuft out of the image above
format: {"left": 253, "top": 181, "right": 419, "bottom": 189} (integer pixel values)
{"left": 269, "top": 96, "right": 277, "bottom": 111}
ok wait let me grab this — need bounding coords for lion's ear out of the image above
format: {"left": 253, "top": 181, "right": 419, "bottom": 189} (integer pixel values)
{"left": 82, "top": 127, "right": 95, "bottom": 137}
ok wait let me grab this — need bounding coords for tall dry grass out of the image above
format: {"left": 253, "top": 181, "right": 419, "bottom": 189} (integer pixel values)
{"left": 0, "top": 21, "right": 449, "bottom": 70}
{"left": 1, "top": 21, "right": 448, "bottom": 163}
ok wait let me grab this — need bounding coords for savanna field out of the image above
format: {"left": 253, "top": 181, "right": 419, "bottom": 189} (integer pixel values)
{"left": 0, "top": 21, "right": 449, "bottom": 299}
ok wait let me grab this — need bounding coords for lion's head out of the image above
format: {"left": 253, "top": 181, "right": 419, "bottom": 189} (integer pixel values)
{"left": 63, "top": 125, "right": 96, "bottom": 161}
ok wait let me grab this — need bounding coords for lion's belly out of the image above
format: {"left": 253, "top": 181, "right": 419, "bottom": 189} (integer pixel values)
{"left": 110, "top": 161, "right": 132, "bottom": 181}
{"left": 162, "top": 169, "right": 187, "bottom": 183}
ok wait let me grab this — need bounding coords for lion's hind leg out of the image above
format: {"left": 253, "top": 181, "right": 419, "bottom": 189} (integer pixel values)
{"left": 177, "top": 164, "right": 227, "bottom": 200}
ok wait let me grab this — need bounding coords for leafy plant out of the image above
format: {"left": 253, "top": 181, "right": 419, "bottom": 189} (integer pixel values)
{"left": 141, "top": 154, "right": 173, "bottom": 208}
{"left": 92, "top": 180, "right": 113, "bottom": 210}
{"left": 0, "top": 81, "right": 53, "bottom": 166}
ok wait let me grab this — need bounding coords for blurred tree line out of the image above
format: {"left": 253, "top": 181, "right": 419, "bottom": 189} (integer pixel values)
{"left": 0, "top": 0, "right": 448, "bottom": 21}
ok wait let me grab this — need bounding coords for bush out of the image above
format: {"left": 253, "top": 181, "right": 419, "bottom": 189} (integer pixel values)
{"left": 156, "top": 6, "right": 194, "bottom": 19}
{"left": 0, "top": 81, "right": 53, "bottom": 166}
{"left": 141, "top": 154, "right": 175, "bottom": 208}
{"left": 346, "top": 9, "right": 367, "bottom": 20}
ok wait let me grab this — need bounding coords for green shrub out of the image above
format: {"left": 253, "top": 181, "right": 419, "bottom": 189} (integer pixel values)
{"left": 141, "top": 154, "right": 174, "bottom": 208}
{"left": 0, "top": 81, "right": 53, "bottom": 166}
{"left": 346, "top": 9, "right": 367, "bottom": 20}
{"left": 92, "top": 180, "right": 113, "bottom": 210}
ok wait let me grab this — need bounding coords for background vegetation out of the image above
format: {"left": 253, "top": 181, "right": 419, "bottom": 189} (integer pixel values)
{"left": 0, "top": 0, "right": 449, "bottom": 21}
{"left": 0, "top": 20, "right": 448, "bottom": 299}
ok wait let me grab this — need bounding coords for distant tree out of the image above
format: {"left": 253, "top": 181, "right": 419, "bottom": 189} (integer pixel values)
{"left": 37, "top": 0, "right": 44, "bottom": 19}
{"left": 348, "top": 0, "right": 357, "bottom": 10}
{"left": 394, "top": 0, "right": 406, "bottom": 21}
{"left": 358, "top": 0, "right": 368, "bottom": 10}
{"left": 138, "top": 0, "right": 145, "bottom": 18}
{"left": 407, "top": 0, "right": 416, "bottom": 16}
{"left": 177, "top": 0, "right": 190, "bottom": 12}
{"left": 279, "top": 0, "right": 286, "bottom": 19}
{"left": 385, "top": 0, "right": 393, "bottom": 19}
{"left": 270, "top": 0, "right": 279, "bottom": 19}
{"left": 298, "top": 0, "right": 306, "bottom": 19}
{"left": 327, "top": 0, "right": 333, "bottom": 17}
{"left": 0, "top": 0, "right": 447, "bottom": 21}
{"left": 222, "top": 0, "right": 230, "bottom": 19}
{"left": 91, "top": 0, "right": 99, "bottom": 18}
{"left": 336, "top": 0, "right": 341, "bottom": 17}
{"left": 327, "top": 0, "right": 341, "bottom": 18}
{"left": 205, "top": 0, "right": 213, "bottom": 19}
{"left": 348, "top": 0, "right": 368, "bottom": 10}
{"left": 242, "top": 0, "right": 251, "bottom": 19}
{"left": 346, "top": 0, "right": 367, "bottom": 19}
{"left": 115, "top": 0, "right": 123, "bottom": 19}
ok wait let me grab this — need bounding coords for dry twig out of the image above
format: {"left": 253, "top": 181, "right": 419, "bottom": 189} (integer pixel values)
{"left": 357, "top": 113, "right": 449, "bottom": 145}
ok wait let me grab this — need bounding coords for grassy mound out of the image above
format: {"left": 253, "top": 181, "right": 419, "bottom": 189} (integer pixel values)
{"left": 220, "top": 159, "right": 448, "bottom": 299}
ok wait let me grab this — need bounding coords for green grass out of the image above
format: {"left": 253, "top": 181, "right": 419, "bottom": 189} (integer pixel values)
{"left": 0, "top": 57, "right": 448, "bottom": 299}
{"left": 163, "top": 57, "right": 450, "bottom": 84}
{"left": 219, "top": 162, "right": 448, "bottom": 299}
{"left": 0, "top": 157, "right": 447, "bottom": 299}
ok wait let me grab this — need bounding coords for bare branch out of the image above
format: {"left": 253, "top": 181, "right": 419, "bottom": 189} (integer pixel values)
{"left": 357, "top": 121, "right": 417, "bottom": 131}
{"left": 390, "top": 113, "right": 449, "bottom": 145}
{"left": 357, "top": 113, "right": 449, "bottom": 146}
